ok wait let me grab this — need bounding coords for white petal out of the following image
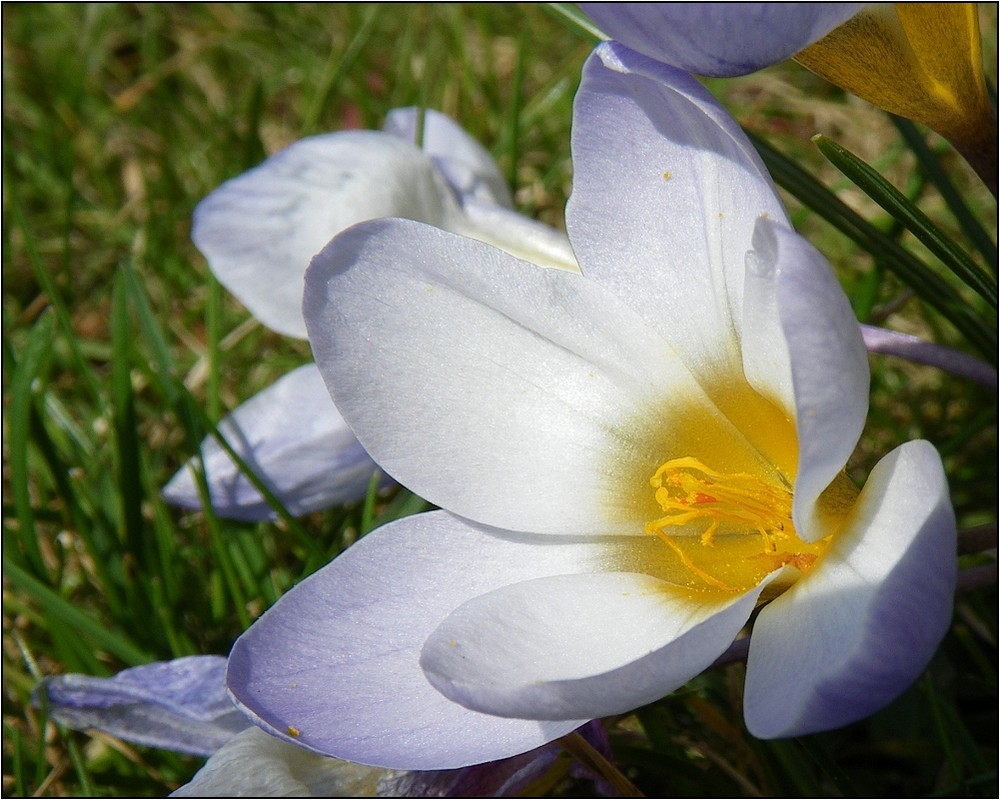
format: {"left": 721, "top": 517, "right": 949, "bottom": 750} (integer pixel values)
{"left": 568, "top": 42, "right": 789, "bottom": 378}
{"left": 226, "top": 512, "right": 600, "bottom": 769}
{"left": 744, "top": 440, "right": 956, "bottom": 738}
{"left": 162, "top": 364, "right": 386, "bottom": 521}
{"left": 193, "top": 131, "right": 461, "bottom": 339}
{"left": 422, "top": 571, "right": 768, "bottom": 721}
{"left": 750, "top": 221, "right": 869, "bottom": 541}
{"left": 384, "top": 107, "right": 513, "bottom": 207}
{"left": 171, "top": 727, "right": 391, "bottom": 797}
{"left": 35, "top": 657, "right": 248, "bottom": 757}
{"left": 579, "top": 4, "right": 862, "bottom": 77}
{"left": 305, "top": 218, "right": 778, "bottom": 535}
{"left": 456, "top": 197, "right": 579, "bottom": 273}
{"left": 383, "top": 110, "right": 577, "bottom": 272}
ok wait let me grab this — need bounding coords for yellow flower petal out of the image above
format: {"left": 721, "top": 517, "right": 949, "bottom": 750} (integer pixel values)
{"left": 795, "top": 4, "right": 996, "bottom": 185}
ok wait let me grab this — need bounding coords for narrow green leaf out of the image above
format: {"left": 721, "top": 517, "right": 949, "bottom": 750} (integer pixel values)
{"left": 8, "top": 311, "right": 55, "bottom": 577}
{"left": 122, "top": 261, "right": 179, "bottom": 405}
{"left": 27, "top": 396, "right": 125, "bottom": 617}
{"left": 504, "top": 31, "right": 526, "bottom": 193}
{"left": 111, "top": 272, "right": 145, "bottom": 562}
{"left": 921, "top": 672, "right": 963, "bottom": 785}
{"left": 300, "top": 5, "right": 380, "bottom": 137}
{"left": 360, "top": 470, "right": 382, "bottom": 536}
{"left": 205, "top": 272, "right": 223, "bottom": 423}
{"left": 751, "top": 134, "right": 997, "bottom": 360}
{"left": 176, "top": 387, "right": 325, "bottom": 561}
{"left": 891, "top": 115, "right": 998, "bottom": 270}
{"left": 814, "top": 134, "right": 997, "bottom": 308}
{"left": 10, "top": 724, "right": 27, "bottom": 797}
{"left": 4, "top": 559, "right": 151, "bottom": 665}
{"left": 543, "top": 3, "right": 606, "bottom": 41}
{"left": 189, "top": 462, "right": 252, "bottom": 631}
{"left": 7, "top": 190, "right": 104, "bottom": 403}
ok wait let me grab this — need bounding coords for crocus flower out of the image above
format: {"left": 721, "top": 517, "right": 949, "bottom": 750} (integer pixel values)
{"left": 579, "top": 3, "right": 997, "bottom": 188}
{"left": 166, "top": 108, "right": 575, "bottom": 520}
{"left": 225, "top": 42, "right": 956, "bottom": 769}
{"left": 33, "top": 657, "right": 249, "bottom": 757}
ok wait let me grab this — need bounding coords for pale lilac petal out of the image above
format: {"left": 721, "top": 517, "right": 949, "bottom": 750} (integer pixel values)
{"left": 569, "top": 42, "right": 788, "bottom": 378}
{"left": 750, "top": 221, "right": 869, "bottom": 542}
{"left": 34, "top": 657, "right": 248, "bottom": 757}
{"left": 744, "top": 440, "right": 956, "bottom": 738}
{"left": 457, "top": 197, "right": 578, "bottom": 272}
{"left": 227, "top": 512, "right": 601, "bottom": 769}
{"left": 162, "top": 364, "right": 387, "bottom": 521}
{"left": 171, "top": 727, "right": 390, "bottom": 797}
{"left": 305, "top": 218, "right": 779, "bottom": 536}
{"left": 421, "top": 571, "right": 770, "bottom": 721}
{"left": 579, "top": 3, "right": 862, "bottom": 77}
{"left": 384, "top": 107, "right": 513, "bottom": 207}
{"left": 861, "top": 324, "right": 998, "bottom": 387}
{"left": 193, "top": 131, "right": 460, "bottom": 339}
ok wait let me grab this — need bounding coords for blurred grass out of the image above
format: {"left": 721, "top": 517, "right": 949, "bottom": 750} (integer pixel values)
{"left": 2, "top": 4, "right": 996, "bottom": 797}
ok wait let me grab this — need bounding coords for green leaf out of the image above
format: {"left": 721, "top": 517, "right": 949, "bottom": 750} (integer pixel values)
{"left": 891, "top": 115, "right": 998, "bottom": 271}
{"left": 813, "top": 134, "right": 997, "bottom": 308}
{"left": 7, "top": 311, "right": 55, "bottom": 577}
{"left": 4, "top": 559, "right": 151, "bottom": 666}
{"left": 751, "top": 134, "right": 997, "bottom": 360}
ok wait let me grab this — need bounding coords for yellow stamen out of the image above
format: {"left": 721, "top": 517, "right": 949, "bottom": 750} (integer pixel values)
{"left": 645, "top": 457, "right": 827, "bottom": 594}
{"left": 648, "top": 457, "right": 792, "bottom": 550}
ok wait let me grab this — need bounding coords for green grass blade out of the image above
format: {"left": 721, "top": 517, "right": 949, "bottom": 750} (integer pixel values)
{"left": 814, "top": 135, "right": 997, "bottom": 308}
{"left": 504, "top": 32, "right": 527, "bottom": 193}
{"left": 122, "top": 261, "right": 179, "bottom": 405}
{"left": 7, "top": 311, "right": 55, "bottom": 577}
{"left": 891, "top": 115, "right": 998, "bottom": 270}
{"left": 111, "top": 271, "right": 146, "bottom": 569}
{"left": 4, "top": 559, "right": 151, "bottom": 665}
{"left": 175, "top": 387, "right": 325, "bottom": 561}
{"left": 543, "top": 3, "right": 606, "bottom": 41}
{"left": 752, "top": 134, "right": 997, "bottom": 359}
{"left": 7, "top": 190, "right": 104, "bottom": 403}
{"left": 301, "top": 5, "right": 381, "bottom": 137}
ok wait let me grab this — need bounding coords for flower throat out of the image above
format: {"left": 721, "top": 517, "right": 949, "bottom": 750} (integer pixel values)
{"left": 645, "top": 456, "right": 827, "bottom": 593}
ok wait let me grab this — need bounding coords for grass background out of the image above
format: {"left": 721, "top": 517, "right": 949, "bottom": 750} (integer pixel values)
{"left": 3, "top": 4, "right": 996, "bottom": 796}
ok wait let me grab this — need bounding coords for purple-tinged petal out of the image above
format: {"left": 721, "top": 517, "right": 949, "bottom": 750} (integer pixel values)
{"left": 861, "top": 324, "right": 998, "bottom": 388}
{"left": 569, "top": 42, "right": 788, "bottom": 379}
{"left": 171, "top": 727, "right": 390, "bottom": 797}
{"left": 421, "top": 571, "right": 771, "bottom": 721}
{"left": 579, "top": 3, "right": 861, "bottom": 77}
{"left": 193, "top": 131, "right": 460, "bottom": 339}
{"left": 162, "top": 364, "right": 388, "bottom": 521}
{"left": 34, "top": 656, "right": 248, "bottom": 757}
{"left": 748, "top": 220, "right": 869, "bottom": 542}
{"left": 227, "top": 511, "right": 598, "bottom": 770}
{"left": 384, "top": 107, "right": 513, "bottom": 208}
{"left": 744, "top": 440, "right": 956, "bottom": 738}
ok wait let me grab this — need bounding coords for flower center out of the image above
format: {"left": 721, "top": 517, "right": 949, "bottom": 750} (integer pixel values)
{"left": 645, "top": 456, "right": 827, "bottom": 593}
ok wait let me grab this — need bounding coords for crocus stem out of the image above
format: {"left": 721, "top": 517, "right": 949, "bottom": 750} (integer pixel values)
{"left": 860, "top": 324, "right": 998, "bottom": 387}
{"left": 951, "top": 123, "right": 999, "bottom": 198}
{"left": 557, "top": 730, "right": 643, "bottom": 798}
{"left": 958, "top": 523, "right": 996, "bottom": 555}
{"left": 957, "top": 564, "right": 997, "bottom": 593}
